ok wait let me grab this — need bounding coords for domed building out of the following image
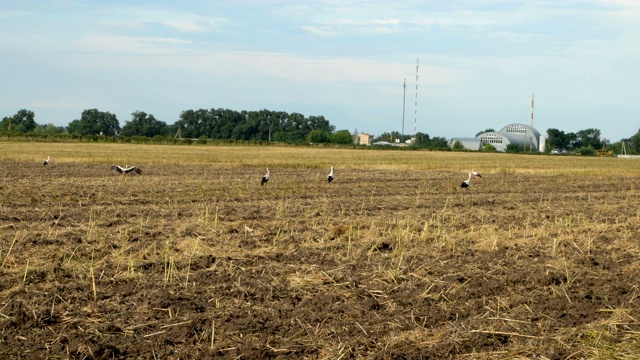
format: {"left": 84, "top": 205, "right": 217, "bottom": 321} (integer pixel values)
{"left": 476, "top": 123, "right": 545, "bottom": 152}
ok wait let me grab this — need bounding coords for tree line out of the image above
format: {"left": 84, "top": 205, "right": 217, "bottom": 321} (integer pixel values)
{"left": 544, "top": 127, "right": 640, "bottom": 155}
{"left": 0, "top": 108, "right": 355, "bottom": 145}
{"left": 546, "top": 128, "right": 604, "bottom": 151}
{"left": 3, "top": 108, "right": 640, "bottom": 153}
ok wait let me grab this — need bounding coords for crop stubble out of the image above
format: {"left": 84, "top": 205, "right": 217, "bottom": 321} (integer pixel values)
{"left": 1, "top": 143, "right": 640, "bottom": 359}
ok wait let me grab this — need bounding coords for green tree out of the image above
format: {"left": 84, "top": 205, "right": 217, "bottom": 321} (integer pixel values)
{"left": 174, "top": 108, "right": 339, "bottom": 142}
{"left": 576, "top": 128, "right": 602, "bottom": 149}
{"left": 506, "top": 143, "right": 523, "bottom": 153}
{"left": 412, "top": 132, "right": 431, "bottom": 146}
{"left": 34, "top": 123, "right": 65, "bottom": 135}
{"left": 331, "top": 130, "right": 353, "bottom": 145}
{"left": 575, "top": 146, "right": 596, "bottom": 156}
{"left": 452, "top": 140, "right": 465, "bottom": 151}
{"left": 546, "top": 128, "right": 567, "bottom": 150}
{"left": 481, "top": 143, "right": 497, "bottom": 152}
{"left": 175, "top": 109, "right": 205, "bottom": 139}
{"left": 307, "top": 129, "right": 330, "bottom": 143}
{"left": 625, "top": 128, "right": 640, "bottom": 154}
{"left": 475, "top": 128, "right": 495, "bottom": 137}
{"left": 565, "top": 132, "right": 578, "bottom": 149}
{"left": 285, "top": 130, "right": 307, "bottom": 143}
{"left": 307, "top": 115, "right": 335, "bottom": 134}
{"left": 273, "top": 131, "right": 288, "bottom": 142}
{"left": 0, "top": 109, "right": 37, "bottom": 133}
{"left": 121, "top": 111, "right": 170, "bottom": 138}
{"left": 68, "top": 109, "right": 120, "bottom": 136}
{"left": 428, "top": 137, "right": 450, "bottom": 150}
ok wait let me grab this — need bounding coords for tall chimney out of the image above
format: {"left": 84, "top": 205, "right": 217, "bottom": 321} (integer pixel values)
{"left": 530, "top": 93, "right": 535, "bottom": 127}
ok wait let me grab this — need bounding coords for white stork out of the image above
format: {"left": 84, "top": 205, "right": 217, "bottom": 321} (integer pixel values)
{"left": 461, "top": 172, "right": 472, "bottom": 189}
{"left": 261, "top": 167, "right": 270, "bottom": 185}
{"left": 327, "top": 166, "right": 334, "bottom": 183}
{"left": 43, "top": 156, "right": 50, "bottom": 166}
{"left": 471, "top": 169, "right": 482, "bottom": 178}
{"left": 111, "top": 165, "right": 142, "bottom": 174}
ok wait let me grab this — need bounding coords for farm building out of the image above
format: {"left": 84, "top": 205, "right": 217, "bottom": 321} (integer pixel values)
{"left": 358, "top": 132, "right": 374, "bottom": 146}
{"left": 476, "top": 123, "right": 545, "bottom": 152}
{"left": 448, "top": 137, "right": 482, "bottom": 151}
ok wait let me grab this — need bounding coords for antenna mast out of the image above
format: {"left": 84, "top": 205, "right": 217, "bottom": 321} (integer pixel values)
{"left": 402, "top": 78, "right": 406, "bottom": 140}
{"left": 531, "top": 93, "right": 535, "bottom": 127}
{"left": 414, "top": 59, "right": 419, "bottom": 136}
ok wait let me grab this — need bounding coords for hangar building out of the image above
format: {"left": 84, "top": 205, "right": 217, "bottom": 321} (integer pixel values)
{"left": 476, "top": 124, "right": 545, "bottom": 152}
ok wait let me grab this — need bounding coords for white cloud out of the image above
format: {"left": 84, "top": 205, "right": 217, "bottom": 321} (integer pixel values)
{"left": 296, "top": 2, "right": 518, "bottom": 37}
{"left": 88, "top": 6, "right": 227, "bottom": 34}
{"left": 134, "top": 9, "right": 227, "bottom": 33}
{"left": 332, "top": 18, "right": 402, "bottom": 26}
{"left": 77, "top": 34, "right": 191, "bottom": 56}
{"left": 300, "top": 26, "right": 338, "bottom": 37}
{"left": 67, "top": 34, "right": 466, "bottom": 89}
{"left": 161, "top": 20, "right": 217, "bottom": 33}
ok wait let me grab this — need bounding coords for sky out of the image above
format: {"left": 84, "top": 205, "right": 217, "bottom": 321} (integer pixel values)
{"left": 1, "top": 0, "right": 639, "bottom": 142}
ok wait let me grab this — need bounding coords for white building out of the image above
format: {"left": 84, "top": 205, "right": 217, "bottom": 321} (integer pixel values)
{"left": 476, "top": 124, "right": 545, "bottom": 152}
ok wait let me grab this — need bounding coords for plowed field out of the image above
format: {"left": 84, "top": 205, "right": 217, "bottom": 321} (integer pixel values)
{"left": 1, "top": 143, "right": 640, "bottom": 359}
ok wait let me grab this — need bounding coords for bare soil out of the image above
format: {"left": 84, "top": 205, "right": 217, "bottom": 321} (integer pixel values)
{"left": 2, "top": 160, "right": 640, "bottom": 359}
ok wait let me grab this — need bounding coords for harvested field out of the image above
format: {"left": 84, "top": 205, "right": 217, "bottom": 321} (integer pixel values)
{"left": 1, "top": 143, "right": 640, "bottom": 359}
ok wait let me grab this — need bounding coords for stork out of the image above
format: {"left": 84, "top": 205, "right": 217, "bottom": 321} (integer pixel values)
{"left": 261, "top": 167, "right": 270, "bottom": 185}
{"left": 471, "top": 169, "right": 482, "bottom": 178}
{"left": 461, "top": 172, "right": 472, "bottom": 189}
{"left": 111, "top": 165, "right": 142, "bottom": 174}
{"left": 43, "top": 156, "right": 50, "bottom": 166}
{"left": 327, "top": 166, "right": 334, "bottom": 183}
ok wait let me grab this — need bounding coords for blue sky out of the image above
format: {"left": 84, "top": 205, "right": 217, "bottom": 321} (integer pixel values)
{"left": 1, "top": 0, "right": 639, "bottom": 141}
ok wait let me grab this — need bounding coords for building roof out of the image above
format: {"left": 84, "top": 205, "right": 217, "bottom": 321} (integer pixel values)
{"left": 449, "top": 137, "right": 482, "bottom": 150}
{"left": 499, "top": 123, "right": 541, "bottom": 139}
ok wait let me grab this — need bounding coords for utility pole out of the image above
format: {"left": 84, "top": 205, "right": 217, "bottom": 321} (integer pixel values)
{"left": 414, "top": 59, "right": 419, "bottom": 137}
